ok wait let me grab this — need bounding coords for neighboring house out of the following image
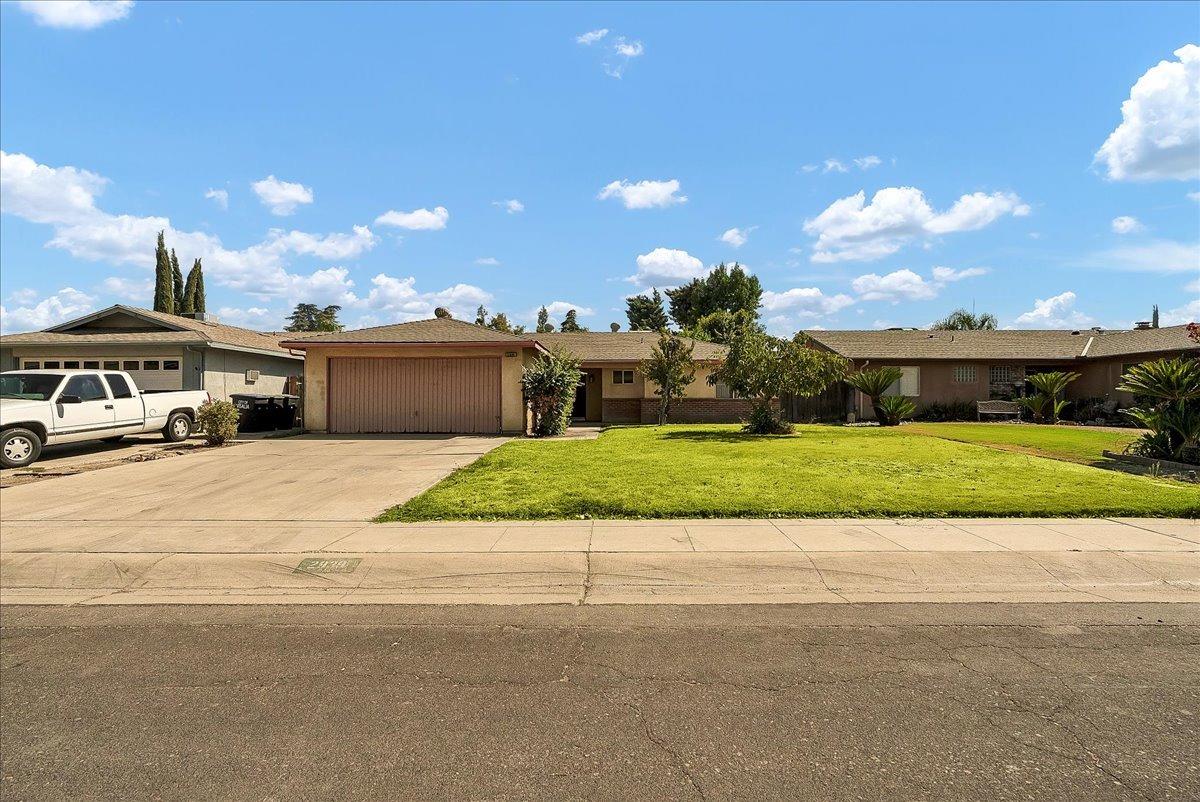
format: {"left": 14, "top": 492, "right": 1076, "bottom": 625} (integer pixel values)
{"left": 280, "top": 320, "right": 750, "bottom": 434}
{"left": 0, "top": 305, "right": 304, "bottom": 401}
{"left": 804, "top": 325, "right": 1199, "bottom": 419}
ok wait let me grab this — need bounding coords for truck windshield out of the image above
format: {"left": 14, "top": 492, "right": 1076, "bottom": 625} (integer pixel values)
{"left": 0, "top": 373, "right": 65, "bottom": 401}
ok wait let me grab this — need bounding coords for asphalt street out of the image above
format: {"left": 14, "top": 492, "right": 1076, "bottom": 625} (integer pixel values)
{"left": 2, "top": 603, "right": 1198, "bottom": 800}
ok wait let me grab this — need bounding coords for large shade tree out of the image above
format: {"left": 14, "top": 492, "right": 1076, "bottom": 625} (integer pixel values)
{"left": 626, "top": 289, "right": 669, "bottom": 331}
{"left": 285, "top": 303, "right": 343, "bottom": 332}
{"left": 666, "top": 262, "right": 761, "bottom": 330}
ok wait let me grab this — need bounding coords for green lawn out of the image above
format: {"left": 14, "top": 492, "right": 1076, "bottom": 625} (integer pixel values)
{"left": 904, "top": 422, "right": 1142, "bottom": 466}
{"left": 381, "top": 424, "right": 1199, "bottom": 521}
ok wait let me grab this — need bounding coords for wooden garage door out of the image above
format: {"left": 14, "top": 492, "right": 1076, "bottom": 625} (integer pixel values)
{"left": 328, "top": 357, "right": 502, "bottom": 434}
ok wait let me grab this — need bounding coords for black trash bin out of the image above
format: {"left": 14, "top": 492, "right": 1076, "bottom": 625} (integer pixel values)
{"left": 231, "top": 393, "right": 301, "bottom": 432}
{"left": 272, "top": 394, "right": 300, "bottom": 430}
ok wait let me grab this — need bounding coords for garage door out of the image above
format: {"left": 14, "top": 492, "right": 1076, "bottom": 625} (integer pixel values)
{"left": 328, "top": 357, "right": 502, "bottom": 434}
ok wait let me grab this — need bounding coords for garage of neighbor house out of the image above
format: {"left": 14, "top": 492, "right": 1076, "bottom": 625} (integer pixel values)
{"left": 281, "top": 318, "right": 544, "bottom": 435}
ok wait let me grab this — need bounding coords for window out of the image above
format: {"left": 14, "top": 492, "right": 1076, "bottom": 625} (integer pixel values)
{"left": 22, "top": 361, "right": 39, "bottom": 369}
{"left": 104, "top": 373, "right": 133, "bottom": 399}
{"left": 83, "top": 361, "right": 100, "bottom": 369}
{"left": 142, "top": 360, "right": 160, "bottom": 370}
{"left": 883, "top": 366, "right": 921, "bottom": 397}
{"left": 612, "top": 369, "right": 634, "bottom": 385}
{"left": 103, "top": 360, "right": 120, "bottom": 370}
{"left": 123, "top": 360, "right": 140, "bottom": 371}
{"left": 61, "top": 374, "right": 108, "bottom": 402}
{"left": 952, "top": 365, "right": 977, "bottom": 383}
{"left": 715, "top": 381, "right": 740, "bottom": 399}
{"left": 163, "top": 359, "right": 180, "bottom": 371}
{"left": 63, "top": 360, "right": 80, "bottom": 369}
{"left": 43, "top": 361, "right": 60, "bottom": 369}
{"left": 989, "top": 365, "right": 1014, "bottom": 384}
{"left": 1, "top": 373, "right": 64, "bottom": 401}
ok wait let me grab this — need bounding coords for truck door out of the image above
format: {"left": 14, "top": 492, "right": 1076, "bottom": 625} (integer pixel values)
{"left": 52, "top": 374, "right": 116, "bottom": 441}
{"left": 103, "top": 373, "right": 145, "bottom": 433}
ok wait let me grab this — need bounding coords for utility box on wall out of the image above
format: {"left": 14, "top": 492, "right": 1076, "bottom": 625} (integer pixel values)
{"left": 245, "top": 369, "right": 260, "bottom": 383}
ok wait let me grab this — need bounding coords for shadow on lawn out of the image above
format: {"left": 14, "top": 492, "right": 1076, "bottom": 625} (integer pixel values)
{"left": 658, "top": 430, "right": 790, "bottom": 444}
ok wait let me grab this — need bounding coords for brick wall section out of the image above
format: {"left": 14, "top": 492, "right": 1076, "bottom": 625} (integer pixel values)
{"left": 602, "top": 398, "right": 641, "bottom": 423}
{"left": 638, "top": 398, "right": 754, "bottom": 424}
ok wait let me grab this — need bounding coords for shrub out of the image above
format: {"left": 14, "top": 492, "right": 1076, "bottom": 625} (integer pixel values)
{"left": 744, "top": 403, "right": 794, "bottom": 434}
{"left": 845, "top": 367, "right": 904, "bottom": 426}
{"left": 196, "top": 399, "right": 239, "bottom": 446}
{"left": 1118, "top": 357, "right": 1200, "bottom": 462}
{"left": 913, "top": 400, "right": 977, "bottom": 422}
{"left": 1023, "top": 371, "right": 1080, "bottom": 423}
{"left": 521, "top": 347, "right": 582, "bottom": 437}
{"left": 876, "top": 394, "right": 916, "bottom": 426}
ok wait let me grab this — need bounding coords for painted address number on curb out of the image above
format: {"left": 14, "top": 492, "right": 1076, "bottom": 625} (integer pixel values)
{"left": 295, "top": 557, "right": 362, "bottom": 574}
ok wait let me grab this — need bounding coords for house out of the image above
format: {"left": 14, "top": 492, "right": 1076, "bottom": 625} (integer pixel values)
{"left": 280, "top": 319, "right": 750, "bottom": 434}
{"left": 0, "top": 305, "right": 304, "bottom": 400}
{"left": 804, "top": 325, "right": 1199, "bottom": 419}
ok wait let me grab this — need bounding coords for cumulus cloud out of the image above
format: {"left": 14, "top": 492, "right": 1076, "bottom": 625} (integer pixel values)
{"left": 1095, "top": 44, "right": 1200, "bottom": 182}
{"left": 205, "top": 188, "right": 229, "bottom": 210}
{"left": 1160, "top": 298, "right": 1200, "bottom": 326}
{"left": 374, "top": 206, "right": 449, "bottom": 230}
{"left": 603, "top": 36, "right": 644, "bottom": 78}
{"left": 1089, "top": 238, "right": 1199, "bottom": 273}
{"left": 1110, "top": 215, "right": 1143, "bottom": 234}
{"left": 16, "top": 0, "right": 132, "bottom": 29}
{"left": 360, "top": 275, "right": 492, "bottom": 323}
{"left": 628, "top": 247, "right": 706, "bottom": 287}
{"left": 802, "top": 187, "right": 1029, "bottom": 262}
{"left": 1013, "top": 291, "right": 1096, "bottom": 328}
{"left": 0, "top": 287, "right": 95, "bottom": 333}
{"left": 761, "top": 287, "right": 855, "bottom": 317}
{"left": 99, "top": 275, "right": 154, "bottom": 301}
{"left": 575, "top": 28, "right": 608, "bottom": 45}
{"left": 719, "top": 226, "right": 754, "bottom": 248}
{"left": 493, "top": 198, "right": 524, "bottom": 214}
{"left": 474, "top": 257, "right": 500, "bottom": 266}
{"left": 213, "top": 306, "right": 279, "bottom": 330}
{"left": 251, "top": 175, "right": 314, "bottom": 216}
{"left": 850, "top": 265, "right": 988, "bottom": 303}
{"left": 598, "top": 178, "right": 686, "bottom": 209}
{"left": 0, "top": 150, "right": 108, "bottom": 224}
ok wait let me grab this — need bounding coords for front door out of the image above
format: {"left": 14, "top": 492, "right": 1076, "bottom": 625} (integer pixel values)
{"left": 52, "top": 373, "right": 116, "bottom": 441}
{"left": 571, "top": 380, "right": 587, "bottom": 418}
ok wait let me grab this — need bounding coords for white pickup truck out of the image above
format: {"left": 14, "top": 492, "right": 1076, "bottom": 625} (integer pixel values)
{"left": 0, "top": 370, "right": 211, "bottom": 468}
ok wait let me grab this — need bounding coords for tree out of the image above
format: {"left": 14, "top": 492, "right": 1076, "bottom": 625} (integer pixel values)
{"left": 709, "top": 330, "right": 848, "bottom": 434}
{"left": 626, "top": 289, "right": 669, "bottom": 331}
{"left": 685, "top": 309, "right": 760, "bottom": 345}
{"left": 285, "top": 303, "right": 343, "bottom": 332}
{"left": 170, "top": 249, "right": 185, "bottom": 315}
{"left": 665, "top": 263, "right": 761, "bottom": 330}
{"left": 153, "top": 230, "right": 174, "bottom": 314}
{"left": 1118, "top": 357, "right": 1200, "bottom": 460}
{"left": 474, "top": 305, "right": 488, "bottom": 326}
{"left": 182, "top": 259, "right": 204, "bottom": 315}
{"left": 1152, "top": 305, "right": 1160, "bottom": 329}
{"left": 560, "top": 309, "right": 587, "bottom": 332}
{"left": 845, "top": 367, "right": 905, "bottom": 425}
{"left": 536, "top": 306, "right": 554, "bottom": 333}
{"left": 521, "top": 348, "right": 583, "bottom": 437}
{"left": 931, "top": 308, "right": 998, "bottom": 331}
{"left": 640, "top": 331, "right": 696, "bottom": 425}
{"left": 434, "top": 307, "right": 452, "bottom": 319}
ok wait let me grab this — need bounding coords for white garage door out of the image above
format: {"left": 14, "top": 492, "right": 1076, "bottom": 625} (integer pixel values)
{"left": 20, "top": 355, "right": 184, "bottom": 391}
{"left": 328, "top": 357, "right": 502, "bottom": 434}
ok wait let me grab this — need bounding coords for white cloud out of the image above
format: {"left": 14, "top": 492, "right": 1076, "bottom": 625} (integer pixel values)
{"left": 930, "top": 266, "right": 989, "bottom": 283}
{"left": 1013, "top": 291, "right": 1096, "bottom": 328}
{"left": 613, "top": 38, "right": 643, "bottom": 58}
{"left": 1090, "top": 239, "right": 1199, "bottom": 273}
{"left": 374, "top": 206, "right": 449, "bottom": 230}
{"left": 0, "top": 287, "right": 95, "bottom": 333}
{"left": 493, "top": 198, "right": 524, "bottom": 214}
{"left": 0, "top": 150, "right": 107, "bottom": 224}
{"left": 761, "top": 287, "right": 855, "bottom": 317}
{"left": 6, "top": 288, "right": 40, "bottom": 305}
{"left": 598, "top": 178, "right": 686, "bottom": 209}
{"left": 265, "top": 226, "right": 378, "bottom": 260}
{"left": 534, "top": 301, "right": 596, "bottom": 325}
{"left": 1160, "top": 298, "right": 1200, "bottom": 326}
{"left": 1095, "top": 44, "right": 1200, "bottom": 182}
{"left": 204, "top": 188, "right": 229, "bottom": 210}
{"left": 251, "top": 175, "right": 314, "bottom": 216}
{"left": 1186, "top": 277, "right": 1200, "bottom": 294}
{"left": 360, "top": 274, "right": 492, "bottom": 323}
{"left": 575, "top": 28, "right": 608, "bottom": 45}
{"left": 99, "top": 275, "right": 153, "bottom": 301}
{"left": 719, "top": 226, "right": 754, "bottom": 248}
{"left": 214, "top": 306, "right": 278, "bottom": 330}
{"left": 800, "top": 164, "right": 819, "bottom": 173}
{"left": 854, "top": 155, "right": 882, "bottom": 170}
{"left": 851, "top": 265, "right": 988, "bottom": 303}
{"left": 1110, "top": 215, "right": 1143, "bottom": 234}
{"left": 628, "top": 247, "right": 705, "bottom": 286}
{"left": 474, "top": 257, "right": 500, "bottom": 266}
{"left": 602, "top": 36, "right": 644, "bottom": 78}
{"left": 803, "top": 187, "right": 1029, "bottom": 262}
{"left": 823, "top": 159, "right": 848, "bottom": 174}
{"left": 1189, "top": 191, "right": 1200, "bottom": 202}
{"left": 16, "top": 0, "right": 133, "bottom": 29}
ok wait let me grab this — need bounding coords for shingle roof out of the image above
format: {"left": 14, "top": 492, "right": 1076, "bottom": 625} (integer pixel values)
{"left": 536, "top": 332, "right": 726, "bottom": 362}
{"left": 280, "top": 317, "right": 537, "bottom": 346}
{"left": 804, "top": 325, "right": 1198, "bottom": 361}
{"left": 1, "top": 305, "right": 300, "bottom": 357}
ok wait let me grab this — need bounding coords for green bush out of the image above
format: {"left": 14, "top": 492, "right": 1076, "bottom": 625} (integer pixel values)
{"left": 744, "top": 403, "right": 794, "bottom": 434}
{"left": 846, "top": 367, "right": 904, "bottom": 426}
{"left": 877, "top": 394, "right": 916, "bottom": 426}
{"left": 1024, "top": 371, "right": 1080, "bottom": 423}
{"left": 1118, "top": 357, "right": 1200, "bottom": 462}
{"left": 913, "top": 400, "right": 976, "bottom": 422}
{"left": 196, "top": 399, "right": 239, "bottom": 446}
{"left": 521, "top": 348, "right": 582, "bottom": 437}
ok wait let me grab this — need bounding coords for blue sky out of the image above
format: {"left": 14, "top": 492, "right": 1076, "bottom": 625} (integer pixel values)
{"left": 1, "top": 1, "right": 1197, "bottom": 334}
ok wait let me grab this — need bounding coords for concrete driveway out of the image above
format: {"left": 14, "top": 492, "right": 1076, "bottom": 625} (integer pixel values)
{"left": 0, "top": 434, "right": 507, "bottom": 522}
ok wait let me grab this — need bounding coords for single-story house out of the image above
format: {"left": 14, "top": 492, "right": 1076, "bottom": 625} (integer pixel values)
{"left": 280, "top": 319, "right": 750, "bottom": 434}
{"left": 0, "top": 305, "right": 304, "bottom": 400}
{"left": 804, "top": 324, "right": 1199, "bottom": 419}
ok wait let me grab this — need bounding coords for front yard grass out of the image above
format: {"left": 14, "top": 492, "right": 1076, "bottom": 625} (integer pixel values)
{"left": 380, "top": 424, "right": 1199, "bottom": 521}
{"left": 903, "top": 422, "right": 1142, "bottom": 466}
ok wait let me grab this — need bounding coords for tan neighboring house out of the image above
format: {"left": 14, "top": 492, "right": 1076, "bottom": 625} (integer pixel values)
{"left": 280, "top": 320, "right": 752, "bottom": 434}
{"left": 0, "top": 305, "right": 304, "bottom": 400}
{"left": 804, "top": 325, "right": 1199, "bottom": 419}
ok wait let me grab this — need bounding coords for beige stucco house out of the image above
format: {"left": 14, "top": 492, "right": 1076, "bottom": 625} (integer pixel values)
{"left": 0, "top": 305, "right": 304, "bottom": 400}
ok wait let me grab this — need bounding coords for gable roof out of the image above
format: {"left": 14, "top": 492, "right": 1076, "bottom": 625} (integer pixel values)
{"left": 0, "top": 305, "right": 301, "bottom": 358}
{"left": 279, "top": 317, "right": 543, "bottom": 347}
{"left": 804, "top": 325, "right": 1198, "bottom": 361}
{"left": 536, "top": 331, "right": 726, "bottom": 362}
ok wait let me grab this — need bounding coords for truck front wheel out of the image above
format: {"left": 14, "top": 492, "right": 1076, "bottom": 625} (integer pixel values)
{"left": 162, "top": 413, "right": 193, "bottom": 443}
{"left": 1, "top": 428, "right": 43, "bottom": 469}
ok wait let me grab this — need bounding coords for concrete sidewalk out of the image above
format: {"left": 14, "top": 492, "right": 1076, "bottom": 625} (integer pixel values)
{"left": 2, "top": 517, "right": 1196, "bottom": 605}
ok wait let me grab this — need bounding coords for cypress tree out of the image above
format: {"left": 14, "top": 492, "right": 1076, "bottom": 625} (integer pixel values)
{"left": 171, "top": 249, "right": 185, "bottom": 315}
{"left": 193, "top": 261, "right": 206, "bottom": 314}
{"left": 182, "top": 259, "right": 201, "bottom": 315}
{"left": 153, "top": 231, "right": 174, "bottom": 313}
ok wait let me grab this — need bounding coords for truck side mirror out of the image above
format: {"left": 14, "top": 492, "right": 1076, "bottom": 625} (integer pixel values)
{"left": 57, "top": 394, "right": 82, "bottom": 404}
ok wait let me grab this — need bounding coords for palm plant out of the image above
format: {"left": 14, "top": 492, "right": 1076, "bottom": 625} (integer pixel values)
{"left": 846, "top": 367, "right": 905, "bottom": 426}
{"left": 1024, "top": 371, "right": 1080, "bottom": 423}
{"left": 877, "top": 394, "right": 916, "bottom": 425}
{"left": 1118, "top": 357, "right": 1200, "bottom": 461}
{"left": 931, "top": 308, "right": 999, "bottom": 331}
